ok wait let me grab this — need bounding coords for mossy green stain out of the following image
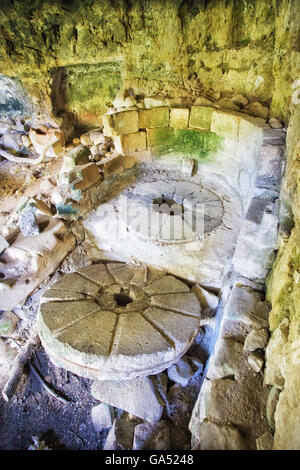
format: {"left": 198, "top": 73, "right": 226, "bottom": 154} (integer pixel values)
{"left": 152, "top": 128, "right": 223, "bottom": 162}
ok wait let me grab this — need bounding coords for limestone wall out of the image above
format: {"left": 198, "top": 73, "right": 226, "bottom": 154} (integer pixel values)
{"left": 0, "top": 0, "right": 298, "bottom": 126}
{"left": 264, "top": 104, "right": 300, "bottom": 449}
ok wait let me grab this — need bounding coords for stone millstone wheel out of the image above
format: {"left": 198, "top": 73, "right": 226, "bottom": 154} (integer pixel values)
{"left": 37, "top": 262, "right": 201, "bottom": 380}
{"left": 118, "top": 179, "right": 224, "bottom": 244}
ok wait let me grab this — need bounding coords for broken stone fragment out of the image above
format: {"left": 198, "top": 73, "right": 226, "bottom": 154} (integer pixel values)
{"left": 181, "top": 158, "right": 194, "bottom": 177}
{"left": 0, "top": 310, "right": 19, "bottom": 336}
{"left": 103, "top": 110, "right": 139, "bottom": 136}
{"left": 167, "top": 357, "right": 194, "bottom": 387}
{"left": 29, "top": 197, "right": 53, "bottom": 217}
{"left": 89, "top": 130, "right": 106, "bottom": 145}
{"left": 133, "top": 421, "right": 170, "bottom": 450}
{"left": 0, "top": 338, "right": 18, "bottom": 388}
{"left": 91, "top": 376, "right": 165, "bottom": 423}
{"left": 244, "top": 328, "right": 269, "bottom": 351}
{"left": 60, "top": 145, "right": 90, "bottom": 176}
{"left": 80, "top": 133, "right": 91, "bottom": 146}
{"left": 0, "top": 234, "right": 9, "bottom": 253}
{"left": 103, "top": 418, "right": 135, "bottom": 450}
{"left": 231, "top": 94, "right": 249, "bottom": 107}
{"left": 193, "top": 96, "right": 215, "bottom": 107}
{"left": 256, "top": 431, "right": 274, "bottom": 450}
{"left": 264, "top": 318, "right": 289, "bottom": 389}
{"left": 268, "top": 117, "right": 283, "bottom": 129}
{"left": 91, "top": 403, "right": 114, "bottom": 431}
{"left": 29, "top": 126, "right": 64, "bottom": 158}
{"left": 0, "top": 218, "right": 75, "bottom": 310}
{"left": 191, "top": 284, "right": 219, "bottom": 310}
{"left": 216, "top": 97, "right": 240, "bottom": 111}
{"left": 245, "top": 101, "right": 269, "bottom": 120}
{"left": 18, "top": 210, "right": 40, "bottom": 237}
{"left": 266, "top": 386, "right": 281, "bottom": 431}
{"left": 124, "top": 96, "right": 137, "bottom": 107}
{"left": 192, "top": 419, "right": 247, "bottom": 450}
{"left": 3, "top": 133, "right": 23, "bottom": 152}
{"left": 248, "top": 353, "right": 264, "bottom": 373}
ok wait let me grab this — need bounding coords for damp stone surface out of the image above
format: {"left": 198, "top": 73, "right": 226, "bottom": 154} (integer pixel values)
{"left": 37, "top": 262, "right": 201, "bottom": 381}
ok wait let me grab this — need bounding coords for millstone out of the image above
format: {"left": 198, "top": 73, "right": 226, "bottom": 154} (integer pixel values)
{"left": 118, "top": 180, "right": 224, "bottom": 244}
{"left": 37, "top": 262, "right": 201, "bottom": 380}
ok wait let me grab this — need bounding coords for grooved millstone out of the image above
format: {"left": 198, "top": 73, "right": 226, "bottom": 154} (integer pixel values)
{"left": 37, "top": 263, "right": 201, "bottom": 380}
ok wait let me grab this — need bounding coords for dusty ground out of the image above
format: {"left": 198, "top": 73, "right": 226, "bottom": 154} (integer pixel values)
{"left": 0, "top": 347, "right": 108, "bottom": 450}
{"left": 0, "top": 340, "right": 206, "bottom": 450}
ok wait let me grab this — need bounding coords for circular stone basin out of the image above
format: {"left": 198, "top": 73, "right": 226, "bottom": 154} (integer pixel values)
{"left": 37, "top": 262, "right": 201, "bottom": 380}
{"left": 117, "top": 180, "right": 224, "bottom": 244}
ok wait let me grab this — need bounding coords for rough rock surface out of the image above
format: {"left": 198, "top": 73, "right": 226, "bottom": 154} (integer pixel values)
{"left": 0, "top": 1, "right": 297, "bottom": 123}
{"left": 91, "top": 375, "right": 166, "bottom": 423}
{"left": 91, "top": 404, "right": 114, "bottom": 431}
{"left": 192, "top": 419, "right": 247, "bottom": 450}
{"left": 167, "top": 357, "right": 194, "bottom": 388}
{"left": 103, "top": 418, "right": 135, "bottom": 451}
{"left": 133, "top": 421, "right": 170, "bottom": 450}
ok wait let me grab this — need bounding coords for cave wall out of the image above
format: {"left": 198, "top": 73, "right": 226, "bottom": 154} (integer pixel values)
{"left": 0, "top": 0, "right": 298, "bottom": 127}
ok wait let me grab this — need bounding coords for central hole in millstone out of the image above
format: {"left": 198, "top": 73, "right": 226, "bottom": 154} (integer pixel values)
{"left": 114, "top": 292, "right": 133, "bottom": 307}
{"left": 152, "top": 195, "right": 184, "bottom": 217}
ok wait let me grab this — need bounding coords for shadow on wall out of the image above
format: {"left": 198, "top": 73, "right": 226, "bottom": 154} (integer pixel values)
{"left": 50, "top": 63, "right": 122, "bottom": 136}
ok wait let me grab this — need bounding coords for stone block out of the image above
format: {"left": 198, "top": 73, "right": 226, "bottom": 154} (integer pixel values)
{"left": 74, "top": 163, "right": 102, "bottom": 191}
{"left": 139, "top": 107, "right": 169, "bottom": 129}
{"left": 91, "top": 376, "right": 164, "bottom": 423}
{"left": 190, "top": 376, "right": 270, "bottom": 449}
{"left": 189, "top": 106, "right": 214, "bottom": 130}
{"left": 114, "top": 131, "right": 147, "bottom": 155}
{"left": 170, "top": 108, "right": 190, "bottom": 128}
{"left": 102, "top": 156, "right": 124, "bottom": 178}
{"left": 211, "top": 111, "right": 240, "bottom": 139}
{"left": 103, "top": 110, "right": 139, "bottom": 136}
{"left": 146, "top": 127, "right": 174, "bottom": 148}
